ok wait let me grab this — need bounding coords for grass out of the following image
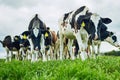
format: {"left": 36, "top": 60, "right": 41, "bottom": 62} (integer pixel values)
{"left": 0, "top": 56, "right": 120, "bottom": 80}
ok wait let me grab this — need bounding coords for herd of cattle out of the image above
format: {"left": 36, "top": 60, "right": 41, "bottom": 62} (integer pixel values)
{"left": 0, "top": 6, "right": 120, "bottom": 62}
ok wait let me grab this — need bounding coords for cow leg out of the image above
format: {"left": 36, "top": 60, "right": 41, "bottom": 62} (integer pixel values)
{"left": 54, "top": 39, "right": 60, "bottom": 60}
{"left": 63, "top": 45, "right": 68, "bottom": 59}
{"left": 45, "top": 46, "right": 50, "bottom": 61}
{"left": 74, "top": 30, "right": 84, "bottom": 60}
{"left": 31, "top": 49, "right": 37, "bottom": 62}
{"left": 34, "top": 50, "right": 39, "bottom": 61}
{"left": 50, "top": 46, "right": 54, "bottom": 60}
{"left": 59, "top": 34, "right": 64, "bottom": 60}
{"left": 40, "top": 35, "right": 47, "bottom": 61}
{"left": 82, "top": 33, "right": 89, "bottom": 60}
{"left": 47, "top": 46, "right": 52, "bottom": 61}
{"left": 68, "top": 39, "right": 75, "bottom": 60}
{"left": 97, "top": 42, "right": 101, "bottom": 57}
{"left": 28, "top": 39, "right": 34, "bottom": 62}
{"left": 87, "top": 44, "right": 91, "bottom": 58}
{"left": 31, "top": 50, "right": 36, "bottom": 62}
{"left": 5, "top": 48, "right": 9, "bottom": 62}
{"left": 45, "top": 46, "right": 53, "bottom": 61}
{"left": 6, "top": 50, "right": 12, "bottom": 62}
{"left": 91, "top": 40, "right": 96, "bottom": 59}
{"left": 20, "top": 48, "right": 23, "bottom": 60}
{"left": 75, "top": 34, "right": 84, "bottom": 60}
{"left": 41, "top": 49, "right": 46, "bottom": 61}
{"left": 27, "top": 49, "right": 31, "bottom": 61}
{"left": 23, "top": 49, "right": 26, "bottom": 60}
{"left": 29, "top": 39, "right": 37, "bottom": 62}
{"left": 17, "top": 51, "right": 21, "bottom": 60}
{"left": 54, "top": 44, "right": 57, "bottom": 60}
{"left": 74, "top": 30, "right": 88, "bottom": 61}
{"left": 52, "top": 45, "right": 56, "bottom": 60}
{"left": 15, "top": 51, "right": 18, "bottom": 60}
{"left": 9, "top": 51, "right": 13, "bottom": 62}
{"left": 20, "top": 47, "right": 25, "bottom": 60}
{"left": 31, "top": 48, "right": 39, "bottom": 62}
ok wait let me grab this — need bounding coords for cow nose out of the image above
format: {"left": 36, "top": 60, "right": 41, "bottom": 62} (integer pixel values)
{"left": 20, "top": 44, "right": 24, "bottom": 47}
{"left": 35, "top": 47, "right": 39, "bottom": 51}
{"left": 115, "top": 42, "right": 120, "bottom": 47}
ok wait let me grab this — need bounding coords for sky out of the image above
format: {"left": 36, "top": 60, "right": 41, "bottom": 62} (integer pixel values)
{"left": 0, "top": 0, "right": 120, "bottom": 58}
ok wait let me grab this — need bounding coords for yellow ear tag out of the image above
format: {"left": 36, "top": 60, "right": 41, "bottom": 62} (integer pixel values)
{"left": 45, "top": 32, "right": 48, "bottom": 37}
{"left": 81, "top": 21, "right": 85, "bottom": 27}
{"left": 23, "top": 34, "right": 27, "bottom": 39}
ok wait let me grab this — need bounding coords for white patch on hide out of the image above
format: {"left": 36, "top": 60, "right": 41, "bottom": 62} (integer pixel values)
{"left": 33, "top": 27, "right": 39, "bottom": 37}
{"left": 90, "top": 13, "right": 101, "bottom": 34}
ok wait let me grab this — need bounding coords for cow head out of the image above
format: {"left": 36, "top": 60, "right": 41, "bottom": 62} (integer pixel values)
{"left": 19, "top": 31, "right": 30, "bottom": 47}
{"left": 43, "top": 27, "right": 52, "bottom": 47}
{"left": 76, "top": 12, "right": 112, "bottom": 41}
{"left": 14, "top": 35, "right": 21, "bottom": 42}
{"left": 105, "top": 32, "right": 119, "bottom": 47}
{"left": 90, "top": 13, "right": 112, "bottom": 40}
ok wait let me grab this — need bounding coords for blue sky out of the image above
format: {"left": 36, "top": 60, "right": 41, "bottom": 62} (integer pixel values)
{"left": 0, "top": 0, "right": 120, "bottom": 58}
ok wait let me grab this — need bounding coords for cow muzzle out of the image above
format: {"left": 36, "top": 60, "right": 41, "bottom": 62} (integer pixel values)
{"left": 35, "top": 47, "right": 39, "bottom": 51}
{"left": 114, "top": 42, "right": 120, "bottom": 47}
{"left": 20, "top": 44, "right": 24, "bottom": 47}
{"left": 94, "top": 33, "right": 98, "bottom": 40}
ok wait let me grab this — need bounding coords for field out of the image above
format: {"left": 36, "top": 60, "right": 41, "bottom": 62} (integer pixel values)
{"left": 0, "top": 56, "right": 120, "bottom": 80}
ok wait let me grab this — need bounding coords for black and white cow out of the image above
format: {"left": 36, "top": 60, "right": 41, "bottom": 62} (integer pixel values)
{"left": 0, "top": 35, "right": 21, "bottom": 62}
{"left": 19, "top": 31, "right": 31, "bottom": 60}
{"left": 59, "top": 6, "right": 93, "bottom": 60}
{"left": 28, "top": 14, "right": 47, "bottom": 62}
{"left": 43, "top": 27, "right": 58, "bottom": 60}
{"left": 58, "top": 6, "right": 113, "bottom": 60}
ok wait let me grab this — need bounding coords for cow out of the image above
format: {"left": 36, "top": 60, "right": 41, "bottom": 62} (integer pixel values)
{"left": 28, "top": 14, "right": 47, "bottom": 62}
{"left": 43, "top": 27, "right": 58, "bottom": 60}
{"left": 0, "top": 35, "right": 21, "bottom": 62}
{"left": 58, "top": 6, "right": 92, "bottom": 60}
{"left": 58, "top": 6, "right": 112, "bottom": 61}
{"left": 19, "top": 31, "right": 31, "bottom": 60}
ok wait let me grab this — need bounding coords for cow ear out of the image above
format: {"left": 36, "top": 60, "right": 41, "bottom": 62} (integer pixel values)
{"left": 109, "top": 32, "right": 114, "bottom": 36}
{"left": 101, "top": 18, "right": 112, "bottom": 24}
